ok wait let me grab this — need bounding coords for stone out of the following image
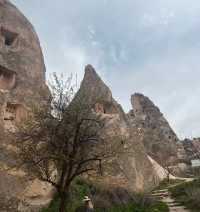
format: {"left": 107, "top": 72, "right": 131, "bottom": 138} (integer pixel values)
{"left": 0, "top": 0, "right": 52, "bottom": 211}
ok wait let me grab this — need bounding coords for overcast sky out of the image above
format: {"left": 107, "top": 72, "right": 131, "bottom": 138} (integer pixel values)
{"left": 12, "top": 0, "right": 200, "bottom": 139}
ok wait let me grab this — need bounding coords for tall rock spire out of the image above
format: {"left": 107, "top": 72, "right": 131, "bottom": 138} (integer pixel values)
{"left": 73, "top": 66, "right": 161, "bottom": 192}
{"left": 128, "top": 93, "right": 185, "bottom": 166}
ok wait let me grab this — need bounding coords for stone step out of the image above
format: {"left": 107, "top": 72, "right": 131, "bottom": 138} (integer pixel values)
{"left": 152, "top": 189, "right": 168, "bottom": 193}
{"left": 151, "top": 195, "right": 169, "bottom": 199}
{"left": 167, "top": 202, "right": 182, "bottom": 207}
{"left": 169, "top": 206, "right": 190, "bottom": 212}
{"left": 151, "top": 192, "right": 168, "bottom": 196}
{"left": 151, "top": 186, "right": 192, "bottom": 212}
{"left": 154, "top": 196, "right": 163, "bottom": 201}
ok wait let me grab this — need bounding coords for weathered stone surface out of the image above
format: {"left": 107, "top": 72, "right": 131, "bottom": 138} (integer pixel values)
{"left": 75, "top": 65, "right": 161, "bottom": 192}
{"left": 0, "top": 1, "right": 191, "bottom": 210}
{"left": 128, "top": 93, "right": 185, "bottom": 167}
{"left": 0, "top": 0, "right": 52, "bottom": 211}
{"left": 182, "top": 138, "right": 200, "bottom": 160}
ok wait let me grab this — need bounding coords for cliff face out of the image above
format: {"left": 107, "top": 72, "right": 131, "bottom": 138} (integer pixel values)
{"left": 74, "top": 65, "right": 161, "bottom": 192}
{"left": 0, "top": 1, "right": 52, "bottom": 211}
{"left": 182, "top": 138, "right": 200, "bottom": 161}
{"left": 128, "top": 93, "right": 185, "bottom": 166}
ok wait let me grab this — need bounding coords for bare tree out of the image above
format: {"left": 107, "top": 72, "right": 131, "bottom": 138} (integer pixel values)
{"left": 159, "top": 153, "right": 177, "bottom": 183}
{"left": 15, "top": 73, "right": 121, "bottom": 212}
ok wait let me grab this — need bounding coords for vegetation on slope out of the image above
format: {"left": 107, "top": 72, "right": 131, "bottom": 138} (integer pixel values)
{"left": 170, "top": 178, "right": 200, "bottom": 212}
{"left": 42, "top": 178, "right": 169, "bottom": 212}
{"left": 154, "top": 178, "right": 185, "bottom": 190}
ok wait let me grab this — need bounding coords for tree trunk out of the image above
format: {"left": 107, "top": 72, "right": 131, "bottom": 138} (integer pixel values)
{"left": 167, "top": 169, "right": 170, "bottom": 184}
{"left": 59, "top": 192, "right": 69, "bottom": 212}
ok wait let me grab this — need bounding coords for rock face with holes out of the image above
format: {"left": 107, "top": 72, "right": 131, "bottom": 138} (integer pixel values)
{"left": 0, "top": 1, "right": 52, "bottom": 211}
{"left": 182, "top": 138, "right": 200, "bottom": 160}
{"left": 128, "top": 93, "right": 186, "bottom": 168}
{"left": 74, "top": 65, "right": 161, "bottom": 192}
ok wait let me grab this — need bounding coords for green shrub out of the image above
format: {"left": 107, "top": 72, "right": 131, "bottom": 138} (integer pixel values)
{"left": 41, "top": 178, "right": 91, "bottom": 212}
{"left": 170, "top": 179, "right": 200, "bottom": 211}
{"left": 155, "top": 179, "right": 185, "bottom": 190}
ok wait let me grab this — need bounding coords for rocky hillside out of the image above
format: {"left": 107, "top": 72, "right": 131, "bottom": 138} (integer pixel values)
{"left": 128, "top": 93, "right": 186, "bottom": 166}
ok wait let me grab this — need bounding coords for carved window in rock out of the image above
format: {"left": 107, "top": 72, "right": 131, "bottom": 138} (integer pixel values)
{"left": 152, "top": 143, "right": 160, "bottom": 154}
{"left": 94, "top": 103, "right": 105, "bottom": 114}
{"left": 1, "top": 27, "right": 18, "bottom": 47}
{"left": 94, "top": 102, "right": 118, "bottom": 114}
{"left": 0, "top": 65, "right": 16, "bottom": 90}
{"left": 3, "top": 103, "right": 28, "bottom": 131}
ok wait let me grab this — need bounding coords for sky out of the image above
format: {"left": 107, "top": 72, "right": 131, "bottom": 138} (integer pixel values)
{"left": 12, "top": 0, "right": 200, "bottom": 139}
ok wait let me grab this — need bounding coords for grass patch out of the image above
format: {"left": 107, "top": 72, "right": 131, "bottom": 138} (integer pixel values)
{"left": 170, "top": 179, "right": 200, "bottom": 212}
{"left": 94, "top": 201, "right": 168, "bottom": 212}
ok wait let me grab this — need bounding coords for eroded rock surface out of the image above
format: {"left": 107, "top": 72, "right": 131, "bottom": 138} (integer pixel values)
{"left": 0, "top": 1, "right": 190, "bottom": 210}
{"left": 0, "top": 0, "right": 52, "bottom": 211}
{"left": 182, "top": 138, "right": 200, "bottom": 160}
{"left": 74, "top": 65, "right": 161, "bottom": 192}
{"left": 128, "top": 93, "right": 186, "bottom": 167}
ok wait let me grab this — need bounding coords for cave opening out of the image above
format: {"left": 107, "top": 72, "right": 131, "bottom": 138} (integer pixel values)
{"left": 1, "top": 27, "right": 18, "bottom": 46}
{"left": 94, "top": 102, "right": 118, "bottom": 114}
{"left": 0, "top": 65, "right": 16, "bottom": 90}
{"left": 3, "top": 103, "right": 28, "bottom": 132}
{"left": 4, "top": 103, "right": 27, "bottom": 123}
{"left": 94, "top": 103, "right": 105, "bottom": 114}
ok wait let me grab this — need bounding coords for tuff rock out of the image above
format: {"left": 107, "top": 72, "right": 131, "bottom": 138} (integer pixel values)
{"left": 74, "top": 65, "right": 161, "bottom": 192}
{"left": 0, "top": 1, "right": 192, "bottom": 211}
{"left": 0, "top": 0, "right": 52, "bottom": 211}
{"left": 182, "top": 138, "right": 200, "bottom": 161}
{"left": 128, "top": 93, "right": 186, "bottom": 167}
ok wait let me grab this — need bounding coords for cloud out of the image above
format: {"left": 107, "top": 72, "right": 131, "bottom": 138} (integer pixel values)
{"left": 12, "top": 0, "right": 200, "bottom": 138}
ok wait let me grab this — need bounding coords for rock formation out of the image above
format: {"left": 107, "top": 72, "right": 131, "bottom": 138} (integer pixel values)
{"left": 74, "top": 65, "right": 162, "bottom": 192}
{"left": 182, "top": 138, "right": 200, "bottom": 161}
{"left": 0, "top": 1, "right": 193, "bottom": 211}
{"left": 0, "top": 1, "right": 52, "bottom": 211}
{"left": 128, "top": 93, "right": 186, "bottom": 167}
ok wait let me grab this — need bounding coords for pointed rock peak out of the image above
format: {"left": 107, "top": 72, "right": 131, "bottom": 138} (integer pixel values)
{"left": 131, "top": 93, "right": 152, "bottom": 103}
{"left": 76, "top": 64, "right": 112, "bottom": 105}
{"left": 83, "top": 64, "right": 103, "bottom": 85}
{"left": 132, "top": 93, "right": 145, "bottom": 98}
{"left": 85, "top": 64, "right": 96, "bottom": 74}
{"left": 131, "top": 93, "right": 157, "bottom": 112}
{"left": 81, "top": 64, "right": 109, "bottom": 92}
